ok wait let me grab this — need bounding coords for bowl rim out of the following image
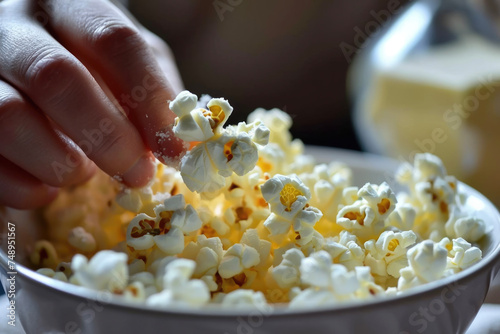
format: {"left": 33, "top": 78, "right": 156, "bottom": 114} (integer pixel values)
{"left": 1, "top": 149, "right": 500, "bottom": 319}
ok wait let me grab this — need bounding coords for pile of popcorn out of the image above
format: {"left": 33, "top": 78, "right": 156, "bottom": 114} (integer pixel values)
{"left": 33, "top": 91, "right": 488, "bottom": 310}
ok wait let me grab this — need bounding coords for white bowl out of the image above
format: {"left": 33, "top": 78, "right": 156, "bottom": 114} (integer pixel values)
{"left": 1, "top": 147, "right": 499, "bottom": 334}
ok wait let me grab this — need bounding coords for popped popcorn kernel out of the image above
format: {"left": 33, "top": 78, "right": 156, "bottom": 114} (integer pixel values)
{"left": 280, "top": 183, "right": 304, "bottom": 212}
{"left": 34, "top": 91, "right": 486, "bottom": 310}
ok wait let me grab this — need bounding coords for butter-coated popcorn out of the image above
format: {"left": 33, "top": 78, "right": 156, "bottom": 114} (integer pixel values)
{"left": 37, "top": 91, "right": 487, "bottom": 310}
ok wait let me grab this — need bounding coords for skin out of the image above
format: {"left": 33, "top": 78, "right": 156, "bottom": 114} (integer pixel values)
{"left": 0, "top": 0, "right": 186, "bottom": 209}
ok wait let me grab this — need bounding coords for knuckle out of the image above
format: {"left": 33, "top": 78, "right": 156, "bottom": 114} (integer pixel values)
{"left": 23, "top": 48, "right": 77, "bottom": 93}
{"left": 88, "top": 21, "right": 144, "bottom": 57}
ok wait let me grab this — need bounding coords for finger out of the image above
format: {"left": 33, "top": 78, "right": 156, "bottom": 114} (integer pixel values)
{"left": 0, "top": 3, "right": 155, "bottom": 187}
{"left": 44, "top": 0, "right": 187, "bottom": 165}
{"left": 0, "top": 79, "right": 96, "bottom": 187}
{"left": 0, "top": 155, "right": 59, "bottom": 209}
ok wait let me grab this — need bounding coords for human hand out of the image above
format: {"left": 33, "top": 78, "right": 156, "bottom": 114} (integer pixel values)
{"left": 0, "top": 0, "right": 186, "bottom": 209}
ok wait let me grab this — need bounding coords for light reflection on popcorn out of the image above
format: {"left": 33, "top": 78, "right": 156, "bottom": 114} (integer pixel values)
{"left": 34, "top": 91, "right": 487, "bottom": 310}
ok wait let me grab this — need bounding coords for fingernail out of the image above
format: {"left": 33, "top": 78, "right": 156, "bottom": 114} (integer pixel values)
{"left": 122, "top": 154, "right": 156, "bottom": 187}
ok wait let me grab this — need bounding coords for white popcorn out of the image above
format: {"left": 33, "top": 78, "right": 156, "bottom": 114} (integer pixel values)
{"left": 146, "top": 259, "right": 210, "bottom": 307}
{"left": 449, "top": 238, "right": 482, "bottom": 270}
{"left": 126, "top": 213, "right": 156, "bottom": 250}
{"left": 179, "top": 123, "right": 268, "bottom": 193}
{"left": 70, "top": 250, "right": 128, "bottom": 292}
{"left": 126, "top": 195, "right": 202, "bottom": 255}
{"left": 218, "top": 243, "right": 260, "bottom": 279}
{"left": 364, "top": 230, "right": 417, "bottom": 278}
{"left": 358, "top": 182, "right": 397, "bottom": 221}
{"left": 398, "top": 240, "right": 447, "bottom": 290}
{"left": 336, "top": 182, "right": 397, "bottom": 239}
{"left": 445, "top": 211, "right": 487, "bottom": 243}
{"left": 386, "top": 204, "right": 416, "bottom": 231}
{"left": 354, "top": 266, "right": 384, "bottom": 298}
{"left": 68, "top": 227, "right": 96, "bottom": 253}
{"left": 180, "top": 143, "right": 227, "bottom": 193}
{"left": 272, "top": 248, "right": 305, "bottom": 289}
{"left": 300, "top": 163, "right": 352, "bottom": 222}
{"left": 290, "top": 251, "right": 360, "bottom": 308}
{"left": 336, "top": 201, "right": 375, "bottom": 231}
{"left": 170, "top": 91, "right": 232, "bottom": 142}
{"left": 262, "top": 174, "right": 310, "bottom": 219}
{"left": 261, "top": 175, "right": 322, "bottom": 241}
{"left": 241, "top": 229, "right": 272, "bottom": 269}
{"left": 182, "top": 234, "right": 224, "bottom": 278}
{"left": 247, "top": 108, "right": 293, "bottom": 152}
{"left": 221, "top": 289, "right": 270, "bottom": 310}
{"left": 116, "top": 187, "right": 154, "bottom": 213}
{"left": 323, "top": 231, "right": 365, "bottom": 270}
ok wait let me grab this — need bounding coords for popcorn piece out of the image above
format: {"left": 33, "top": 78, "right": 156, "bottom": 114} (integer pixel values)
{"left": 182, "top": 234, "right": 224, "bottom": 278}
{"left": 126, "top": 213, "right": 156, "bottom": 251}
{"left": 241, "top": 229, "right": 272, "bottom": 269}
{"left": 364, "top": 230, "right": 417, "bottom": 278}
{"left": 386, "top": 204, "right": 416, "bottom": 231}
{"left": 449, "top": 238, "right": 482, "bottom": 270}
{"left": 397, "top": 153, "right": 458, "bottom": 220}
{"left": 262, "top": 175, "right": 322, "bottom": 242}
{"left": 122, "top": 281, "right": 146, "bottom": 302}
{"left": 290, "top": 251, "right": 360, "bottom": 308}
{"left": 221, "top": 289, "right": 270, "bottom": 310}
{"left": 336, "top": 182, "right": 397, "bottom": 239}
{"left": 354, "top": 266, "right": 385, "bottom": 298}
{"left": 218, "top": 243, "right": 260, "bottom": 279}
{"left": 70, "top": 250, "right": 128, "bottom": 292}
{"left": 272, "top": 248, "right": 304, "bottom": 289}
{"left": 445, "top": 212, "right": 487, "bottom": 243}
{"left": 247, "top": 108, "right": 293, "bottom": 153}
{"left": 262, "top": 174, "right": 310, "bottom": 219}
{"left": 152, "top": 195, "right": 203, "bottom": 255}
{"left": 116, "top": 187, "right": 154, "bottom": 214}
{"left": 180, "top": 123, "right": 268, "bottom": 193}
{"left": 170, "top": 91, "right": 232, "bottom": 142}
{"left": 146, "top": 259, "right": 210, "bottom": 307}
{"left": 301, "top": 163, "right": 352, "bottom": 221}
{"left": 68, "top": 227, "right": 97, "bottom": 253}
{"left": 323, "top": 231, "right": 365, "bottom": 270}
{"left": 397, "top": 240, "right": 447, "bottom": 290}
{"left": 125, "top": 195, "right": 202, "bottom": 255}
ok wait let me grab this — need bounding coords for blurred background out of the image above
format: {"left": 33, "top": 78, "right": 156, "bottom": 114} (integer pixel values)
{"left": 128, "top": 0, "right": 409, "bottom": 151}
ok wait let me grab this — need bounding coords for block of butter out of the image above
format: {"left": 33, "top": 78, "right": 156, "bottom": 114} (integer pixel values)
{"left": 360, "top": 35, "right": 500, "bottom": 204}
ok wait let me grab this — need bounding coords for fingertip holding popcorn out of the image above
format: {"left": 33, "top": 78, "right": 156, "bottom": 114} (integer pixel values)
{"left": 34, "top": 90, "right": 486, "bottom": 310}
